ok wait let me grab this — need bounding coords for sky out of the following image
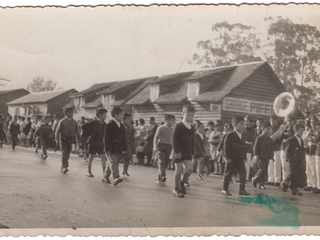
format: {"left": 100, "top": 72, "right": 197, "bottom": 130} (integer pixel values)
{"left": 0, "top": 2, "right": 320, "bottom": 92}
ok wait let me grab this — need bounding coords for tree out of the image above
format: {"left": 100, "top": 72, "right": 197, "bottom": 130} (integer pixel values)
{"left": 27, "top": 76, "right": 60, "bottom": 93}
{"left": 266, "top": 17, "right": 320, "bottom": 113}
{"left": 191, "top": 21, "right": 262, "bottom": 68}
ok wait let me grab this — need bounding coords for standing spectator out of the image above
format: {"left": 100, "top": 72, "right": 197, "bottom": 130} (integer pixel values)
{"left": 34, "top": 115, "right": 52, "bottom": 160}
{"left": 154, "top": 114, "right": 175, "bottom": 183}
{"left": 9, "top": 116, "right": 20, "bottom": 150}
{"left": 55, "top": 107, "right": 81, "bottom": 174}
{"left": 34, "top": 115, "right": 43, "bottom": 153}
{"left": 22, "top": 117, "right": 32, "bottom": 147}
{"left": 134, "top": 118, "right": 147, "bottom": 151}
{"left": 172, "top": 104, "right": 196, "bottom": 197}
{"left": 136, "top": 142, "right": 145, "bottom": 166}
{"left": 216, "top": 124, "right": 233, "bottom": 176}
{"left": 194, "top": 121, "right": 206, "bottom": 180}
{"left": 6, "top": 115, "right": 12, "bottom": 145}
{"left": 268, "top": 114, "right": 281, "bottom": 186}
{"left": 19, "top": 117, "right": 27, "bottom": 146}
{"left": 251, "top": 122, "right": 274, "bottom": 190}
{"left": 0, "top": 115, "right": 5, "bottom": 148}
{"left": 81, "top": 108, "right": 108, "bottom": 178}
{"left": 104, "top": 107, "right": 127, "bottom": 186}
{"left": 243, "top": 115, "right": 255, "bottom": 180}
{"left": 222, "top": 116, "right": 249, "bottom": 196}
{"left": 122, "top": 112, "right": 134, "bottom": 176}
{"left": 51, "top": 114, "right": 60, "bottom": 151}
{"left": 255, "top": 118, "right": 264, "bottom": 137}
{"left": 208, "top": 121, "right": 223, "bottom": 175}
{"left": 145, "top": 117, "right": 158, "bottom": 166}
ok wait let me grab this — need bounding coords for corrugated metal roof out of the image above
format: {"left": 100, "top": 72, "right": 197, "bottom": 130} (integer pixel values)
{"left": 73, "top": 82, "right": 115, "bottom": 97}
{"left": 96, "top": 78, "right": 146, "bottom": 95}
{"left": 0, "top": 88, "right": 29, "bottom": 96}
{"left": 7, "top": 89, "right": 76, "bottom": 105}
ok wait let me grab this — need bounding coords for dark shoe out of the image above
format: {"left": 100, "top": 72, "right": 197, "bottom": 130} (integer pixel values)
{"left": 161, "top": 177, "right": 166, "bottom": 182}
{"left": 197, "top": 174, "right": 203, "bottom": 180}
{"left": 252, "top": 178, "right": 257, "bottom": 188}
{"left": 311, "top": 189, "right": 320, "bottom": 194}
{"left": 265, "top": 181, "right": 273, "bottom": 185}
{"left": 113, "top": 177, "right": 123, "bottom": 186}
{"left": 102, "top": 177, "right": 111, "bottom": 184}
{"left": 35, "top": 148, "right": 38, "bottom": 153}
{"left": 61, "top": 168, "right": 68, "bottom": 174}
{"left": 86, "top": 173, "right": 94, "bottom": 178}
{"left": 280, "top": 181, "right": 288, "bottom": 192}
{"left": 123, "top": 172, "right": 130, "bottom": 177}
{"left": 180, "top": 182, "right": 187, "bottom": 195}
{"left": 274, "top": 182, "right": 280, "bottom": 187}
{"left": 221, "top": 190, "right": 232, "bottom": 196}
{"left": 184, "top": 182, "right": 190, "bottom": 187}
{"left": 173, "top": 189, "right": 184, "bottom": 198}
{"left": 292, "top": 190, "right": 303, "bottom": 196}
{"left": 239, "top": 190, "right": 250, "bottom": 196}
{"left": 43, "top": 155, "right": 48, "bottom": 160}
{"left": 303, "top": 186, "right": 312, "bottom": 191}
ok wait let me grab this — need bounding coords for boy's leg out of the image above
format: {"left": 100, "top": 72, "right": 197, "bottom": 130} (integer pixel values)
{"left": 174, "top": 162, "right": 183, "bottom": 191}
{"left": 87, "top": 154, "right": 94, "bottom": 176}
{"left": 197, "top": 157, "right": 204, "bottom": 176}
{"left": 260, "top": 160, "right": 269, "bottom": 187}
{"left": 123, "top": 148, "right": 131, "bottom": 174}
{"left": 99, "top": 153, "right": 107, "bottom": 175}
{"left": 309, "top": 155, "right": 317, "bottom": 189}
{"left": 223, "top": 161, "right": 235, "bottom": 191}
{"left": 245, "top": 153, "right": 252, "bottom": 180}
{"left": 106, "top": 153, "right": 121, "bottom": 180}
{"left": 157, "top": 149, "right": 165, "bottom": 180}
{"left": 181, "top": 160, "right": 193, "bottom": 184}
{"left": 236, "top": 161, "right": 247, "bottom": 192}
{"left": 274, "top": 150, "right": 281, "bottom": 184}
{"left": 280, "top": 150, "right": 290, "bottom": 180}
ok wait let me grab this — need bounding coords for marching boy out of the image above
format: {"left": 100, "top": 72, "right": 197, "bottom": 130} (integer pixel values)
{"left": 280, "top": 123, "right": 306, "bottom": 196}
{"left": 123, "top": 112, "right": 134, "bottom": 176}
{"left": 34, "top": 115, "right": 52, "bottom": 160}
{"left": 172, "top": 104, "right": 195, "bottom": 197}
{"left": 55, "top": 107, "right": 81, "bottom": 174}
{"left": 252, "top": 121, "right": 274, "bottom": 190}
{"left": 153, "top": 114, "right": 175, "bottom": 183}
{"left": 222, "top": 116, "right": 250, "bottom": 196}
{"left": 81, "top": 108, "right": 108, "bottom": 178}
{"left": 104, "top": 107, "right": 127, "bottom": 186}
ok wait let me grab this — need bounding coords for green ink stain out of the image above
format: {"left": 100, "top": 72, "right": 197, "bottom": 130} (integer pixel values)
{"left": 226, "top": 194, "right": 300, "bottom": 229}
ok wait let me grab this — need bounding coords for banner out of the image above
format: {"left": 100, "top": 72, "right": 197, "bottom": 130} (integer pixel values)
{"left": 222, "top": 97, "right": 273, "bottom": 116}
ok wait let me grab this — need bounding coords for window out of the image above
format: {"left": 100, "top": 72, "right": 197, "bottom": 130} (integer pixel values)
{"left": 150, "top": 84, "right": 159, "bottom": 102}
{"left": 187, "top": 81, "right": 199, "bottom": 100}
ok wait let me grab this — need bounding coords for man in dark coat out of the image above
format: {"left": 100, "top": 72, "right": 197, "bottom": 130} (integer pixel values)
{"left": 104, "top": 107, "right": 127, "bottom": 186}
{"left": 280, "top": 123, "right": 306, "bottom": 196}
{"left": 145, "top": 117, "right": 158, "bottom": 166}
{"left": 222, "top": 116, "right": 250, "bottom": 196}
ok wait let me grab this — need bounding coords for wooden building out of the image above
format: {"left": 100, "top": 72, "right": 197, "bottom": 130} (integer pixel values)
{"left": 0, "top": 89, "right": 29, "bottom": 115}
{"left": 7, "top": 89, "right": 78, "bottom": 119}
{"left": 122, "top": 61, "right": 286, "bottom": 124}
{"left": 69, "top": 77, "right": 158, "bottom": 120}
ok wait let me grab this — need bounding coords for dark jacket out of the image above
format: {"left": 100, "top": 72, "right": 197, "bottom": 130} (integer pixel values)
{"left": 243, "top": 127, "right": 255, "bottom": 153}
{"left": 145, "top": 123, "right": 158, "bottom": 153}
{"left": 34, "top": 124, "right": 52, "bottom": 140}
{"left": 224, "top": 130, "right": 246, "bottom": 161}
{"left": 9, "top": 122, "right": 20, "bottom": 137}
{"left": 82, "top": 118, "right": 106, "bottom": 148}
{"left": 272, "top": 124, "right": 294, "bottom": 151}
{"left": 253, "top": 134, "right": 274, "bottom": 161}
{"left": 285, "top": 135, "right": 305, "bottom": 163}
{"left": 105, "top": 119, "right": 127, "bottom": 154}
{"left": 194, "top": 132, "right": 205, "bottom": 158}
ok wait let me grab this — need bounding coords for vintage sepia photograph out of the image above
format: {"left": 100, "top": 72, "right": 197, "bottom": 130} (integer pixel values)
{"left": 0, "top": 2, "right": 320, "bottom": 237}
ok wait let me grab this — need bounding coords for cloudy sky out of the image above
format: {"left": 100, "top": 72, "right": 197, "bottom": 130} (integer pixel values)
{"left": 0, "top": 3, "right": 319, "bottom": 92}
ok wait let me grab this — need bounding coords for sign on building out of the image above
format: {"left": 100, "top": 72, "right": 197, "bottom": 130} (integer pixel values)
{"left": 222, "top": 97, "right": 273, "bottom": 116}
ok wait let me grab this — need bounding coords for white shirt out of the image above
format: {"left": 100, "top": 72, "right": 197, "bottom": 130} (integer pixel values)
{"left": 182, "top": 121, "right": 191, "bottom": 130}
{"left": 235, "top": 129, "right": 242, "bottom": 140}
{"left": 295, "top": 135, "right": 302, "bottom": 147}
{"left": 112, "top": 118, "right": 121, "bottom": 128}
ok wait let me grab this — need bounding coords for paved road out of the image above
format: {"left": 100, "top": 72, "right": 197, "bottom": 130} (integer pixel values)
{"left": 1, "top": 146, "right": 320, "bottom": 229}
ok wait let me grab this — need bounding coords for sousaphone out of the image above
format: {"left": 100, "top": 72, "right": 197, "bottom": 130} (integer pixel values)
{"left": 273, "top": 92, "right": 304, "bottom": 120}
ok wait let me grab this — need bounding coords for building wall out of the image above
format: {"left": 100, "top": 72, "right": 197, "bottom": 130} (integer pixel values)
{"left": 221, "top": 66, "right": 284, "bottom": 124}
{"left": 0, "top": 90, "right": 29, "bottom": 115}
{"left": 47, "top": 90, "right": 78, "bottom": 118}
{"left": 8, "top": 103, "right": 48, "bottom": 117}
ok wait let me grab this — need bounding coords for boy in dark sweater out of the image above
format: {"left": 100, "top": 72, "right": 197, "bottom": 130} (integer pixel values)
{"left": 252, "top": 121, "right": 274, "bottom": 190}
{"left": 172, "top": 104, "right": 195, "bottom": 197}
{"left": 81, "top": 108, "right": 108, "bottom": 178}
{"left": 34, "top": 115, "right": 52, "bottom": 160}
{"left": 9, "top": 116, "right": 20, "bottom": 150}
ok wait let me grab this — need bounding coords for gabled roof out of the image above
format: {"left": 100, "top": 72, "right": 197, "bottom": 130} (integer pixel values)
{"left": 7, "top": 89, "right": 77, "bottom": 105}
{"left": 96, "top": 78, "right": 146, "bottom": 95}
{"left": 72, "top": 82, "right": 115, "bottom": 97}
{"left": 155, "top": 81, "right": 188, "bottom": 104}
{"left": 0, "top": 88, "right": 29, "bottom": 96}
{"left": 193, "top": 61, "right": 272, "bottom": 102}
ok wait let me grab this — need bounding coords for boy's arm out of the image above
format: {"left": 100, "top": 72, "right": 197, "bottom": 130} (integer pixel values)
{"left": 172, "top": 124, "right": 181, "bottom": 158}
{"left": 104, "top": 123, "right": 111, "bottom": 153}
{"left": 55, "top": 120, "right": 62, "bottom": 141}
{"left": 284, "top": 138, "right": 293, "bottom": 162}
{"left": 252, "top": 136, "right": 259, "bottom": 157}
{"left": 224, "top": 133, "right": 232, "bottom": 162}
{"left": 153, "top": 127, "right": 161, "bottom": 150}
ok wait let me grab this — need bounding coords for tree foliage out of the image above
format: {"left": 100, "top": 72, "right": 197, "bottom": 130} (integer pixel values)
{"left": 191, "top": 21, "right": 262, "bottom": 68}
{"left": 27, "top": 76, "right": 59, "bottom": 93}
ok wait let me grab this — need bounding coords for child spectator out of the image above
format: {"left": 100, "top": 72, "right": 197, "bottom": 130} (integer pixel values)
{"left": 123, "top": 112, "right": 134, "bottom": 176}
{"left": 9, "top": 116, "right": 20, "bottom": 150}
{"left": 154, "top": 114, "right": 175, "bottom": 183}
{"left": 194, "top": 121, "right": 206, "bottom": 180}
{"left": 34, "top": 115, "right": 53, "bottom": 160}
{"left": 172, "top": 104, "right": 196, "bottom": 197}
{"left": 208, "top": 121, "right": 223, "bottom": 175}
{"left": 136, "top": 142, "right": 145, "bottom": 166}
